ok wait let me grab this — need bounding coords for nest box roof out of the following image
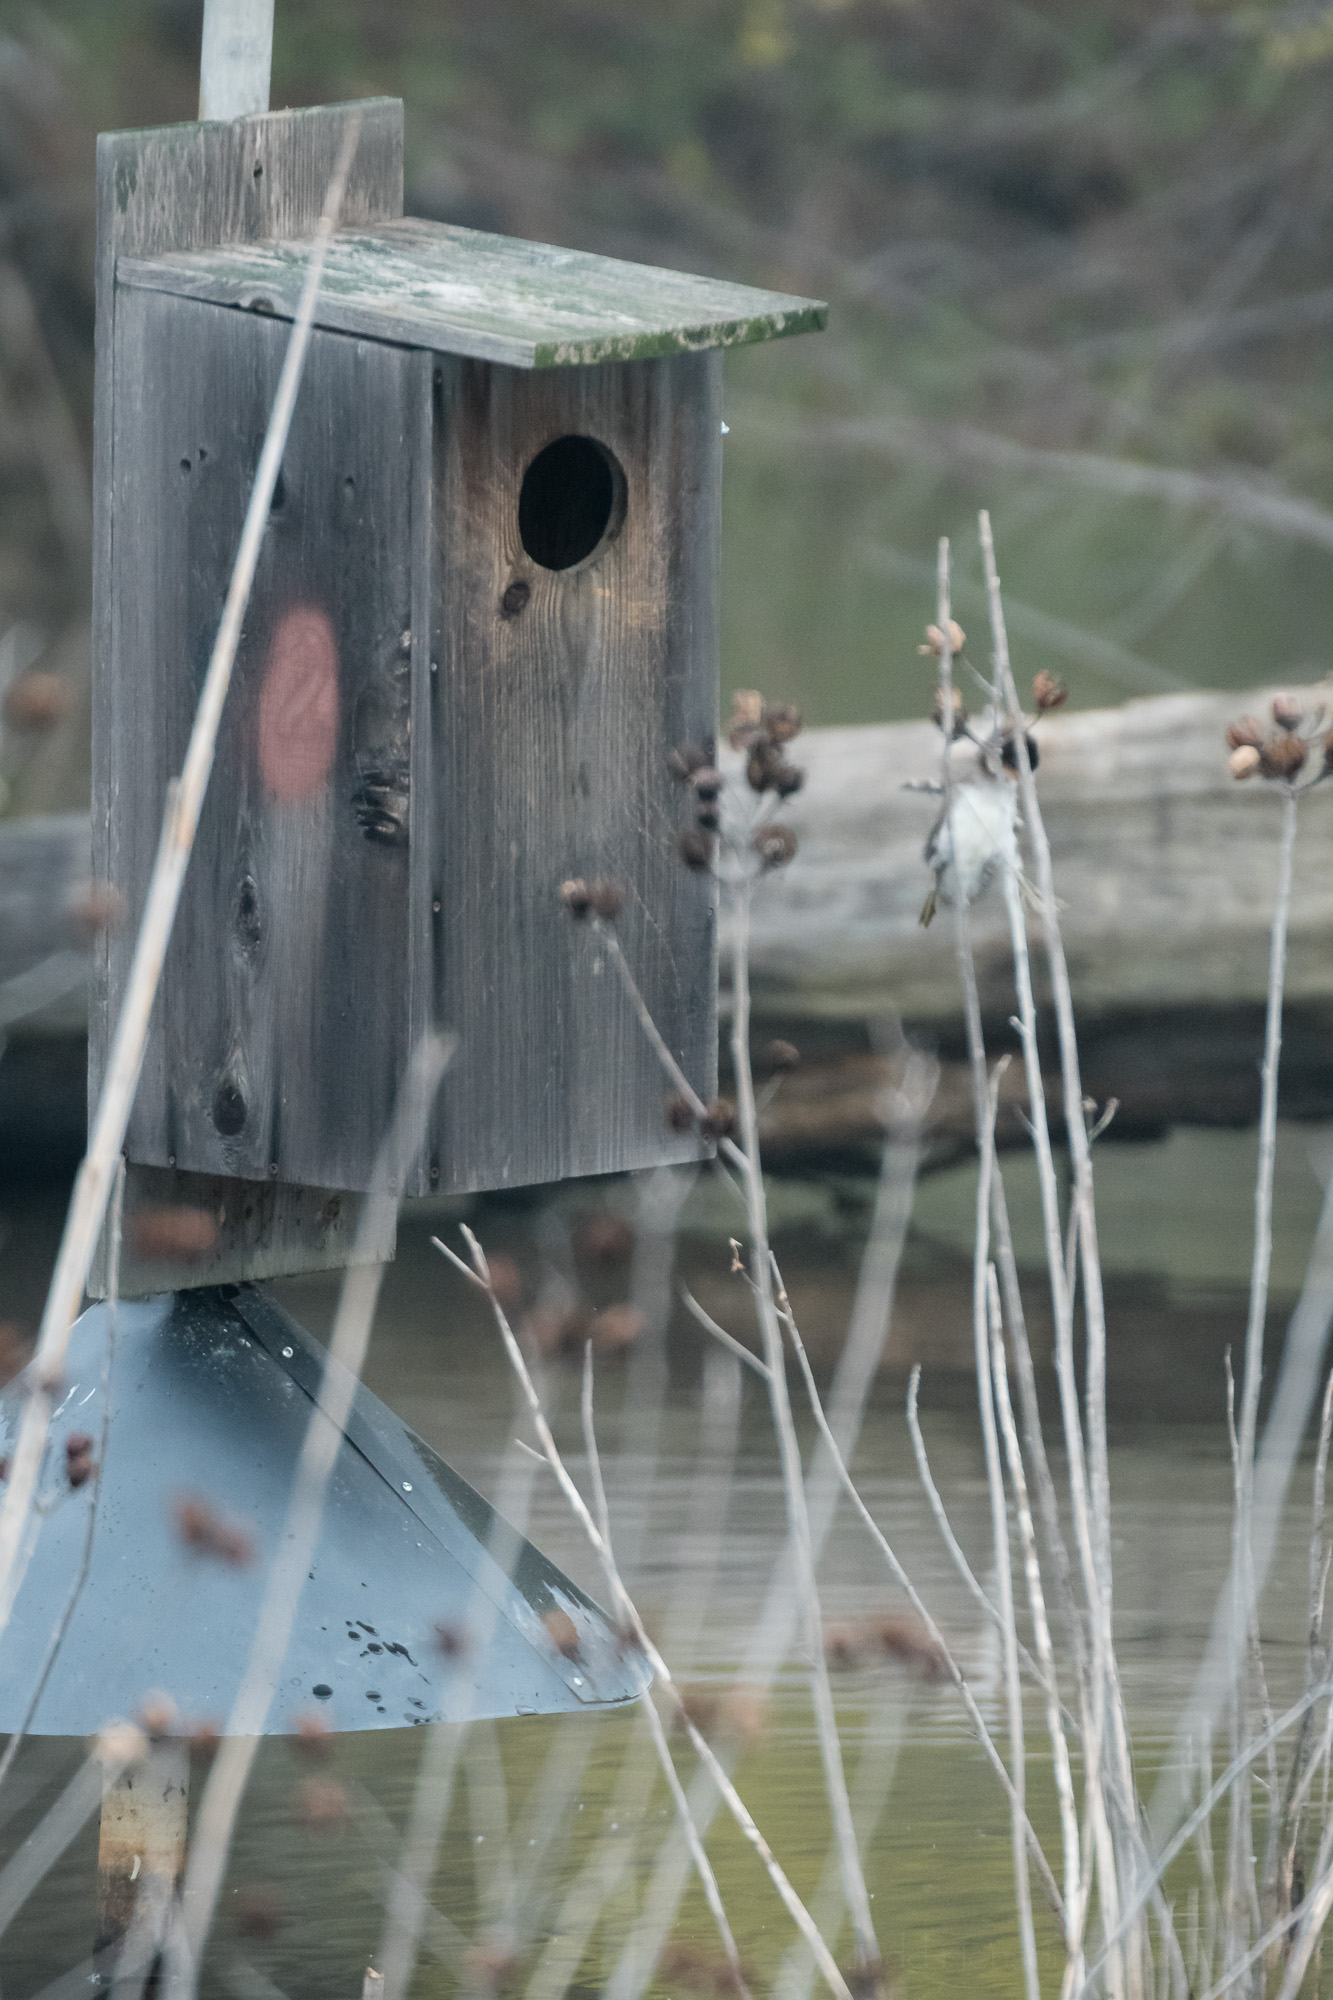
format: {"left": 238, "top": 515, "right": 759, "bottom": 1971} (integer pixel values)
{"left": 117, "top": 216, "right": 828, "bottom": 369}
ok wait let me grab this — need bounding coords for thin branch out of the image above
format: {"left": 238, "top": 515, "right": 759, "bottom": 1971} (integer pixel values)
{"left": 777, "top": 1278, "right": 1065, "bottom": 1928}
{"left": 579, "top": 1343, "right": 754, "bottom": 2000}
{"left": 438, "top": 1228, "right": 856, "bottom": 2000}
{"left": 0, "top": 114, "right": 363, "bottom": 1643}
{"left": 680, "top": 1286, "right": 771, "bottom": 1380}
{"left": 0, "top": 1159, "right": 123, "bottom": 1804}
{"left": 164, "top": 1034, "right": 452, "bottom": 2000}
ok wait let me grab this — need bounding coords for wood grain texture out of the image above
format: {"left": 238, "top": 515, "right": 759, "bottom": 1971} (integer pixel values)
{"left": 107, "top": 292, "right": 425, "bottom": 1190}
{"left": 91, "top": 101, "right": 404, "bottom": 1287}
{"left": 118, "top": 216, "right": 827, "bottom": 369}
{"left": 90, "top": 1163, "right": 395, "bottom": 1300}
{"left": 413, "top": 352, "right": 721, "bottom": 1195}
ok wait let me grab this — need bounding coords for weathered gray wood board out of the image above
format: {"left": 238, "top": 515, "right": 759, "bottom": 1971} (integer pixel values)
{"left": 119, "top": 217, "right": 827, "bottom": 369}
{"left": 90, "top": 100, "right": 404, "bottom": 1281}
{"left": 739, "top": 682, "right": 1333, "bottom": 1024}
{"left": 106, "top": 294, "right": 426, "bottom": 1189}
{"left": 91, "top": 1164, "right": 395, "bottom": 1301}
{"left": 417, "top": 352, "right": 720, "bottom": 1194}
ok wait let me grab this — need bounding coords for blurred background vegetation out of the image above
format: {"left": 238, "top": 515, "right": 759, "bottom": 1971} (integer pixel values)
{"left": 4, "top": 0, "right": 1333, "bottom": 795}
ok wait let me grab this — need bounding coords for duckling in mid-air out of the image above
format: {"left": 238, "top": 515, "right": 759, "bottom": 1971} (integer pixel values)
{"left": 919, "top": 770, "right": 1020, "bottom": 927}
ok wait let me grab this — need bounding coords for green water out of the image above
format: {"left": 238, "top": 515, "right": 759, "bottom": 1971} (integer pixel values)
{"left": 0, "top": 1139, "right": 1323, "bottom": 1997}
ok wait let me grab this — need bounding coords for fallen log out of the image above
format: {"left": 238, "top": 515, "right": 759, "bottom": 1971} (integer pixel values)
{"left": 3, "top": 683, "right": 1331, "bottom": 1174}
{"left": 736, "top": 681, "right": 1333, "bottom": 1163}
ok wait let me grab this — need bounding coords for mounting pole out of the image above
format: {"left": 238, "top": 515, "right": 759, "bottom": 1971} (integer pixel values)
{"left": 199, "top": 0, "right": 274, "bottom": 121}
{"left": 94, "top": 1739, "right": 190, "bottom": 1986}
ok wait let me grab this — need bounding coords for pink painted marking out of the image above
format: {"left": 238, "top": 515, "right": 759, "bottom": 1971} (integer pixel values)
{"left": 258, "top": 605, "right": 340, "bottom": 802}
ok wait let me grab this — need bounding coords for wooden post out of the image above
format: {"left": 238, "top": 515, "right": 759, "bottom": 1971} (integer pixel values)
{"left": 94, "top": 1739, "right": 190, "bottom": 1986}
{"left": 199, "top": 0, "right": 274, "bottom": 121}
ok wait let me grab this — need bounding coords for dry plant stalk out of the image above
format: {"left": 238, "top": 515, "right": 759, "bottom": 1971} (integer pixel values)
{"left": 434, "top": 1227, "right": 857, "bottom": 2000}
{"left": 162, "top": 1033, "right": 451, "bottom": 2000}
{"left": 0, "top": 115, "right": 363, "bottom": 1643}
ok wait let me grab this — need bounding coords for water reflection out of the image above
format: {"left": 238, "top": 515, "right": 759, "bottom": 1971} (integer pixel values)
{"left": 0, "top": 1152, "right": 1321, "bottom": 1998}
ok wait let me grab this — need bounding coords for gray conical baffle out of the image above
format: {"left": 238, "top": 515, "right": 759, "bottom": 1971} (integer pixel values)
{"left": 0, "top": 1286, "right": 648, "bottom": 1735}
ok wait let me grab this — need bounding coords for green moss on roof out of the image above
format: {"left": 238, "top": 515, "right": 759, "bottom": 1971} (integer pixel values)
{"left": 118, "top": 216, "right": 827, "bottom": 368}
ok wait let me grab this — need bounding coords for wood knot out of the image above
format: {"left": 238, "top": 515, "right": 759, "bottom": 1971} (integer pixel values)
{"left": 212, "top": 1074, "right": 247, "bottom": 1137}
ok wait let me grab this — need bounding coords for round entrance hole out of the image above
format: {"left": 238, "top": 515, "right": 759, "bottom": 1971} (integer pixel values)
{"left": 518, "top": 435, "right": 625, "bottom": 572}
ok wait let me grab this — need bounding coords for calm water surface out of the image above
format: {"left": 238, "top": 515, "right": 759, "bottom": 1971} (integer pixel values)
{"left": 0, "top": 1129, "right": 1326, "bottom": 1999}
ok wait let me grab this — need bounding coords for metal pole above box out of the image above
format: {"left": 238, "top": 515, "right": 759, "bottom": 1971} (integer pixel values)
{"left": 90, "top": 96, "right": 825, "bottom": 1295}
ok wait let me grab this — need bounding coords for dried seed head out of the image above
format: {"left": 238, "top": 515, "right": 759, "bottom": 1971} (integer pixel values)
{"left": 677, "top": 1683, "right": 768, "bottom": 1745}
{"left": 65, "top": 1431, "right": 95, "bottom": 1488}
{"left": 1229, "top": 744, "right": 1262, "bottom": 780}
{"left": 665, "top": 1092, "right": 696, "bottom": 1133}
{"left": 752, "top": 824, "right": 798, "bottom": 870}
{"left": 187, "top": 1719, "right": 221, "bottom": 1767}
{"left": 677, "top": 829, "right": 715, "bottom": 872}
{"left": 875, "top": 1613, "right": 949, "bottom": 1682}
{"left": 589, "top": 1303, "right": 645, "bottom": 1352}
{"left": 764, "top": 703, "right": 803, "bottom": 743}
{"left": 668, "top": 739, "right": 716, "bottom": 781}
{"left": 544, "top": 1609, "right": 581, "bottom": 1659}
{"left": 1001, "top": 732, "right": 1040, "bottom": 773}
{"left": 1226, "top": 716, "right": 1266, "bottom": 751}
{"left": 434, "top": 1620, "right": 472, "bottom": 1660}
{"left": 574, "top": 1213, "right": 635, "bottom": 1266}
{"left": 700, "top": 1097, "right": 737, "bottom": 1142}
{"left": 522, "top": 1304, "right": 591, "bottom": 1358}
{"left": 299, "top": 1775, "right": 349, "bottom": 1831}
{"left": 137, "top": 1691, "right": 178, "bottom": 1739}
{"left": 129, "top": 1205, "right": 219, "bottom": 1261}
{"left": 0, "top": 1324, "right": 29, "bottom": 1388}
{"left": 172, "top": 1493, "right": 254, "bottom": 1566}
{"left": 730, "top": 689, "right": 764, "bottom": 728}
{"left": 1032, "top": 669, "right": 1068, "bottom": 711}
{"left": 293, "top": 1711, "right": 334, "bottom": 1760}
{"left": 931, "top": 686, "right": 967, "bottom": 736}
{"left": 234, "top": 1885, "right": 283, "bottom": 1940}
{"left": 465, "top": 1943, "right": 519, "bottom": 1990}
{"left": 824, "top": 1622, "right": 863, "bottom": 1670}
{"left": 774, "top": 763, "right": 805, "bottom": 799}
{"left": 761, "top": 1038, "right": 801, "bottom": 1072}
{"left": 66, "top": 881, "right": 126, "bottom": 937}
{"left": 1260, "top": 733, "right": 1307, "bottom": 779}
{"left": 1272, "top": 693, "right": 1305, "bottom": 732}
{"left": 94, "top": 1720, "right": 150, "bottom": 1769}
{"left": 3, "top": 671, "right": 68, "bottom": 732}
{"left": 690, "top": 766, "right": 723, "bottom": 802}
{"left": 485, "top": 1253, "right": 525, "bottom": 1314}
{"left": 918, "top": 620, "right": 965, "bottom": 658}
{"left": 588, "top": 877, "right": 624, "bottom": 921}
{"left": 746, "top": 740, "right": 785, "bottom": 792}
{"left": 560, "top": 878, "right": 592, "bottom": 918}
{"left": 694, "top": 804, "right": 721, "bottom": 831}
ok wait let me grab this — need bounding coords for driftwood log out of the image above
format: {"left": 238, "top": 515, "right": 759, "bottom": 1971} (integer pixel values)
{"left": 737, "top": 680, "right": 1333, "bottom": 1165}
{"left": 3, "top": 683, "right": 1332, "bottom": 1174}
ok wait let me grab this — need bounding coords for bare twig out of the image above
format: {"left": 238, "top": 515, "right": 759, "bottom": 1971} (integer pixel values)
{"left": 580, "top": 1343, "right": 753, "bottom": 2000}
{"left": 680, "top": 1286, "right": 771, "bottom": 1379}
{"left": 164, "top": 1033, "right": 452, "bottom": 2000}
{"left": 989, "top": 1266, "right": 1083, "bottom": 1991}
{"left": 0, "top": 114, "right": 363, "bottom": 1642}
{"left": 974, "top": 1079, "right": 1040, "bottom": 2000}
{"left": 728, "top": 880, "right": 879, "bottom": 1979}
{"left": 775, "top": 1272, "right": 1065, "bottom": 1927}
{"left": 436, "top": 1228, "right": 856, "bottom": 2000}
{"left": 0, "top": 1159, "right": 123, "bottom": 1804}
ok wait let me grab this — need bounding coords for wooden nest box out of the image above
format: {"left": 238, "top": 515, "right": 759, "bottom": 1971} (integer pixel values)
{"left": 92, "top": 98, "right": 825, "bottom": 1291}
